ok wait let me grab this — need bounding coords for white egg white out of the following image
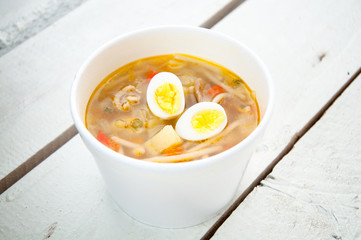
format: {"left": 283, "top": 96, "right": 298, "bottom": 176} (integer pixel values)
{"left": 175, "top": 102, "right": 227, "bottom": 141}
{"left": 146, "top": 72, "right": 185, "bottom": 120}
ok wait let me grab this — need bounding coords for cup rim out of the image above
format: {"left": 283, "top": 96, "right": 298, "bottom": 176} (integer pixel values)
{"left": 70, "top": 25, "right": 275, "bottom": 173}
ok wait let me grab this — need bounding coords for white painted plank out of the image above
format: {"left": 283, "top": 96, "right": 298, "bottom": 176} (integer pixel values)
{"left": 212, "top": 72, "right": 361, "bottom": 240}
{"left": 0, "top": 135, "right": 218, "bottom": 240}
{"left": 0, "top": 0, "right": 88, "bottom": 56}
{"left": 213, "top": 0, "right": 361, "bottom": 196}
{"left": 1, "top": 0, "right": 361, "bottom": 239}
{"left": 0, "top": 0, "right": 229, "bottom": 179}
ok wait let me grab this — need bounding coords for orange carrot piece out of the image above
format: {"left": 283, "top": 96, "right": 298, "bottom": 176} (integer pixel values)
{"left": 109, "top": 138, "right": 121, "bottom": 152}
{"left": 97, "top": 130, "right": 110, "bottom": 147}
{"left": 97, "top": 130, "right": 120, "bottom": 152}
{"left": 147, "top": 71, "right": 158, "bottom": 82}
{"left": 208, "top": 85, "right": 224, "bottom": 97}
{"left": 163, "top": 145, "right": 184, "bottom": 156}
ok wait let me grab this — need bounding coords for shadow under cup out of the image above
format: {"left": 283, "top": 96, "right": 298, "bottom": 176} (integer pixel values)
{"left": 70, "top": 26, "right": 274, "bottom": 228}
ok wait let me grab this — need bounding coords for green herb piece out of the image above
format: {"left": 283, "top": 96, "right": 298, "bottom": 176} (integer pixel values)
{"left": 131, "top": 119, "right": 143, "bottom": 129}
{"left": 234, "top": 79, "right": 242, "bottom": 85}
{"left": 104, "top": 107, "right": 113, "bottom": 113}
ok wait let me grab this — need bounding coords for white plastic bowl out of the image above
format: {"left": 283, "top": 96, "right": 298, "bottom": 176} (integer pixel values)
{"left": 70, "top": 26, "right": 274, "bottom": 228}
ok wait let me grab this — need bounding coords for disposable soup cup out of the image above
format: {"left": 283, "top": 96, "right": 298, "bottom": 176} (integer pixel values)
{"left": 70, "top": 26, "right": 274, "bottom": 228}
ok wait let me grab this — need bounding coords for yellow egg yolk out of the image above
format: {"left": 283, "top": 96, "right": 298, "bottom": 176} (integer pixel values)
{"left": 191, "top": 109, "right": 225, "bottom": 133}
{"left": 154, "top": 82, "right": 180, "bottom": 114}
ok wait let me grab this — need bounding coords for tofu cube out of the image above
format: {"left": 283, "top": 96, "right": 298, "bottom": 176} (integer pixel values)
{"left": 145, "top": 125, "right": 182, "bottom": 154}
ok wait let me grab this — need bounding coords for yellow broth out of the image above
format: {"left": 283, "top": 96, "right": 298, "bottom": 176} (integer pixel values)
{"left": 86, "top": 54, "right": 259, "bottom": 162}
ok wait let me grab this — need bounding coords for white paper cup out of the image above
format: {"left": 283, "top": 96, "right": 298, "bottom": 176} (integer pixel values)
{"left": 70, "top": 26, "right": 274, "bottom": 228}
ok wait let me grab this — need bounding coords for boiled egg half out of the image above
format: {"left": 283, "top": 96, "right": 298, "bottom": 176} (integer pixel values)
{"left": 175, "top": 102, "right": 227, "bottom": 141}
{"left": 147, "top": 72, "right": 185, "bottom": 120}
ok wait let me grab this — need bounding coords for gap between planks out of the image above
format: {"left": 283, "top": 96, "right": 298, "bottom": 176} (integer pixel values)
{"left": 1, "top": 0, "right": 360, "bottom": 236}
{"left": 0, "top": 125, "right": 77, "bottom": 194}
{"left": 0, "top": 0, "right": 245, "bottom": 194}
{"left": 200, "top": 0, "right": 246, "bottom": 28}
{"left": 0, "top": 0, "right": 359, "bottom": 236}
{"left": 200, "top": 66, "right": 361, "bottom": 240}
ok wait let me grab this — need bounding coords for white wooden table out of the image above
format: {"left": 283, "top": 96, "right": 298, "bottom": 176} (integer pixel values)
{"left": 1, "top": 0, "right": 360, "bottom": 239}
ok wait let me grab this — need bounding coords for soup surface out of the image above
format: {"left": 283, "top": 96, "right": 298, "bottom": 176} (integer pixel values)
{"left": 86, "top": 54, "right": 259, "bottom": 163}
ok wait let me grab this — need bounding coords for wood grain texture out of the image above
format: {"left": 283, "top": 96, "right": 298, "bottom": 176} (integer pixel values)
{"left": 212, "top": 75, "right": 361, "bottom": 240}
{"left": 1, "top": 0, "right": 361, "bottom": 239}
{"left": 0, "top": 136, "right": 219, "bottom": 240}
{"left": 0, "top": 0, "right": 229, "bottom": 180}
{"left": 0, "top": 125, "right": 77, "bottom": 194}
{"left": 213, "top": 0, "right": 361, "bottom": 196}
{"left": 0, "top": 0, "right": 88, "bottom": 56}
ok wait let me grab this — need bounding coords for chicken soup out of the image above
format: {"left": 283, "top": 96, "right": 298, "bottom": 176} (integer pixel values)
{"left": 86, "top": 54, "right": 259, "bottom": 163}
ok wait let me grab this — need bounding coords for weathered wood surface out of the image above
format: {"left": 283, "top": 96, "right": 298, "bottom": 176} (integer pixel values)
{"left": 0, "top": 0, "right": 229, "bottom": 180}
{"left": 214, "top": 0, "right": 361, "bottom": 194}
{"left": 0, "top": 136, "right": 223, "bottom": 239}
{"left": 1, "top": 0, "right": 361, "bottom": 239}
{"left": 212, "top": 75, "right": 361, "bottom": 240}
{"left": 0, "top": 0, "right": 87, "bottom": 57}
